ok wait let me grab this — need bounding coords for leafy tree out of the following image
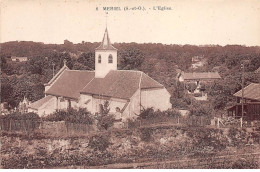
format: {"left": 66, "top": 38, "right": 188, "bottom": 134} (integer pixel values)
{"left": 119, "top": 48, "right": 144, "bottom": 70}
{"left": 96, "top": 101, "right": 115, "bottom": 130}
{"left": 77, "top": 52, "right": 95, "bottom": 70}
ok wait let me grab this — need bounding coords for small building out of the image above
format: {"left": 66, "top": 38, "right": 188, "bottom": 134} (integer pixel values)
{"left": 178, "top": 72, "right": 221, "bottom": 100}
{"left": 28, "top": 27, "right": 172, "bottom": 119}
{"left": 227, "top": 83, "right": 260, "bottom": 121}
{"left": 178, "top": 72, "right": 221, "bottom": 83}
{"left": 11, "top": 56, "right": 28, "bottom": 62}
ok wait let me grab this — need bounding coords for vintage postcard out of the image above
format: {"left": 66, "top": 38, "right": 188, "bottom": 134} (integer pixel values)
{"left": 0, "top": 0, "right": 260, "bottom": 169}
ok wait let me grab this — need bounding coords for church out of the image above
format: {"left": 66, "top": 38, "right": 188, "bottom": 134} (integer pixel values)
{"left": 28, "top": 28, "right": 172, "bottom": 120}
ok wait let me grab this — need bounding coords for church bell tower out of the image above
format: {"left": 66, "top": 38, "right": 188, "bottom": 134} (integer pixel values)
{"left": 95, "top": 28, "right": 117, "bottom": 78}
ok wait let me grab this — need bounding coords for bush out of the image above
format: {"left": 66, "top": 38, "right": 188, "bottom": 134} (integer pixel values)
{"left": 140, "top": 128, "right": 153, "bottom": 142}
{"left": 43, "top": 108, "right": 93, "bottom": 125}
{"left": 96, "top": 101, "right": 115, "bottom": 130}
{"left": 88, "top": 135, "right": 111, "bottom": 152}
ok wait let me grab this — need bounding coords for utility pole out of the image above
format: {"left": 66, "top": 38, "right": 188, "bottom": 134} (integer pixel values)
{"left": 240, "top": 60, "right": 249, "bottom": 128}
{"left": 241, "top": 63, "right": 245, "bottom": 128}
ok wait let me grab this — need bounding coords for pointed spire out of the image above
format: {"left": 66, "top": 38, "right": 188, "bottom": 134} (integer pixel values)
{"left": 96, "top": 27, "right": 117, "bottom": 50}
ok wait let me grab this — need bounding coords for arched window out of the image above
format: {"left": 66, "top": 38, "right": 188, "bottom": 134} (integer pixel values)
{"left": 98, "top": 55, "right": 101, "bottom": 63}
{"left": 108, "top": 54, "right": 113, "bottom": 63}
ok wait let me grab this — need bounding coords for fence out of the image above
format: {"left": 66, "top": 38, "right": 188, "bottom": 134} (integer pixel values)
{"left": 0, "top": 118, "right": 96, "bottom": 136}
{"left": 125, "top": 115, "right": 211, "bottom": 129}
{"left": 0, "top": 118, "right": 40, "bottom": 133}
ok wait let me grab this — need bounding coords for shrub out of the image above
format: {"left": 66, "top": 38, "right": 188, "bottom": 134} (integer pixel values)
{"left": 140, "top": 128, "right": 153, "bottom": 142}
{"left": 232, "top": 158, "right": 258, "bottom": 169}
{"left": 43, "top": 108, "right": 93, "bottom": 125}
{"left": 97, "top": 114, "right": 115, "bottom": 130}
{"left": 96, "top": 101, "right": 115, "bottom": 130}
{"left": 88, "top": 135, "right": 111, "bottom": 152}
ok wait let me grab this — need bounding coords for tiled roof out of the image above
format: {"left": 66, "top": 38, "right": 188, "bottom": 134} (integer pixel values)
{"left": 81, "top": 70, "right": 164, "bottom": 100}
{"left": 234, "top": 83, "right": 260, "bottom": 101}
{"left": 28, "top": 95, "right": 54, "bottom": 110}
{"left": 95, "top": 28, "right": 117, "bottom": 50}
{"left": 45, "top": 70, "right": 95, "bottom": 99}
{"left": 45, "top": 69, "right": 164, "bottom": 100}
{"left": 183, "top": 72, "right": 221, "bottom": 80}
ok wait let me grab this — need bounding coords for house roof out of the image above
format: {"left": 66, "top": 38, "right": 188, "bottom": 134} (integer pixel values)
{"left": 28, "top": 95, "right": 54, "bottom": 110}
{"left": 45, "top": 70, "right": 95, "bottom": 99}
{"left": 95, "top": 28, "right": 117, "bottom": 50}
{"left": 233, "top": 83, "right": 260, "bottom": 101}
{"left": 81, "top": 70, "right": 164, "bottom": 100}
{"left": 182, "top": 72, "right": 221, "bottom": 80}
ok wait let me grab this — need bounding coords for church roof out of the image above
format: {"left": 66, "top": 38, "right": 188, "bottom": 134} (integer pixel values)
{"left": 96, "top": 28, "right": 117, "bottom": 50}
{"left": 45, "top": 70, "right": 164, "bottom": 100}
{"left": 45, "top": 70, "right": 95, "bottom": 99}
{"left": 81, "top": 70, "right": 164, "bottom": 100}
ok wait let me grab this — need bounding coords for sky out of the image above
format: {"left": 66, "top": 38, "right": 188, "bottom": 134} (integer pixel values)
{"left": 1, "top": 0, "right": 260, "bottom": 46}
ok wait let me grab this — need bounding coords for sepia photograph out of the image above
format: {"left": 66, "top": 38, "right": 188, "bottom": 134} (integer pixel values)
{"left": 0, "top": 0, "right": 260, "bottom": 169}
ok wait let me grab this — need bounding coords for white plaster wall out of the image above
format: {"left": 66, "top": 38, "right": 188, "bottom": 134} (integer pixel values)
{"left": 79, "top": 94, "right": 93, "bottom": 112}
{"left": 129, "top": 89, "right": 141, "bottom": 117}
{"left": 92, "top": 97, "right": 126, "bottom": 114}
{"left": 95, "top": 50, "right": 117, "bottom": 78}
{"left": 141, "top": 88, "right": 172, "bottom": 111}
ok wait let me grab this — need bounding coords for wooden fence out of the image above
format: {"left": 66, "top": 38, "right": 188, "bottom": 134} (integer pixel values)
{"left": 0, "top": 118, "right": 40, "bottom": 133}
{"left": 0, "top": 118, "right": 95, "bottom": 136}
{"left": 125, "top": 115, "right": 211, "bottom": 129}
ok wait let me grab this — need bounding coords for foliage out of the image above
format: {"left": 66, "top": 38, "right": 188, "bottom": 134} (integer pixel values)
{"left": 1, "top": 112, "right": 40, "bottom": 120}
{"left": 96, "top": 101, "right": 115, "bottom": 130}
{"left": 189, "top": 101, "right": 212, "bottom": 117}
{"left": 88, "top": 135, "right": 111, "bottom": 152}
{"left": 185, "top": 82, "right": 197, "bottom": 93}
{"left": 119, "top": 48, "right": 145, "bottom": 70}
{"left": 140, "top": 128, "right": 153, "bottom": 142}
{"left": 232, "top": 158, "right": 258, "bottom": 169}
{"left": 43, "top": 108, "right": 93, "bottom": 125}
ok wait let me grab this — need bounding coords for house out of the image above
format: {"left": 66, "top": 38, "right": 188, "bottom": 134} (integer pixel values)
{"left": 28, "top": 28, "right": 172, "bottom": 119}
{"left": 11, "top": 56, "right": 28, "bottom": 62}
{"left": 227, "top": 83, "right": 260, "bottom": 121}
{"left": 178, "top": 72, "right": 221, "bottom": 100}
{"left": 191, "top": 55, "right": 205, "bottom": 69}
{"left": 178, "top": 72, "right": 221, "bottom": 83}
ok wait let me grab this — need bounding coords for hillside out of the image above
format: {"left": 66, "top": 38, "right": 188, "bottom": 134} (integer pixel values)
{"left": 1, "top": 41, "right": 260, "bottom": 111}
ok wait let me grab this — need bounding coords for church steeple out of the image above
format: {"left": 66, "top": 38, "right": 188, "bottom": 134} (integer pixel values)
{"left": 95, "top": 27, "right": 117, "bottom": 78}
{"left": 96, "top": 28, "right": 117, "bottom": 50}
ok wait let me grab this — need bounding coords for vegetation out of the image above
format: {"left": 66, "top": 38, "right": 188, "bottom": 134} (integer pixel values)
{"left": 43, "top": 108, "right": 93, "bottom": 125}
{"left": 96, "top": 101, "right": 115, "bottom": 130}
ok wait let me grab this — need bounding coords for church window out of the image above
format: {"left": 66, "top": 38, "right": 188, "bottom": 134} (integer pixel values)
{"left": 108, "top": 54, "right": 113, "bottom": 63}
{"left": 98, "top": 55, "right": 101, "bottom": 63}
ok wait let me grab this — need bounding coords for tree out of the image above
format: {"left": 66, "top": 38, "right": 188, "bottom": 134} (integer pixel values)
{"left": 77, "top": 52, "right": 95, "bottom": 70}
{"left": 119, "top": 48, "right": 144, "bottom": 70}
{"left": 96, "top": 101, "right": 115, "bottom": 130}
